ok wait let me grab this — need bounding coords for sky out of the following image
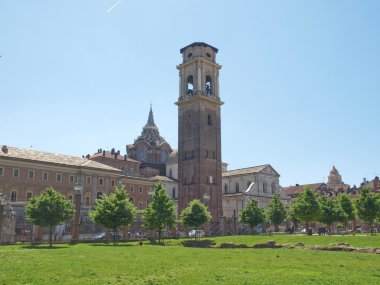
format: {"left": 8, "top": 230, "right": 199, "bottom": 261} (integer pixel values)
{"left": 0, "top": 0, "right": 379, "bottom": 187}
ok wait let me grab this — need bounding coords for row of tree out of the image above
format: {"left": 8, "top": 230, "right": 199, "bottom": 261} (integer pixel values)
{"left": 240, "top": 186, "right": 380, "bottom": 235}
{"left": 26, "top": 182, "right": 211, "bottom": 247}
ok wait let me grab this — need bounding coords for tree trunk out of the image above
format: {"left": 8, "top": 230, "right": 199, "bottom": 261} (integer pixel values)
{"left": 113, "top": 228, "right": 117, "bottom": 246}
{"left": 158, "top": 228, "right": 162, "bottom": 243}
{"left": 274, "top": 224, "right": 279, "bottom": 232}
{"left": 49, "top": 226, "right": 53, "bottom": 248}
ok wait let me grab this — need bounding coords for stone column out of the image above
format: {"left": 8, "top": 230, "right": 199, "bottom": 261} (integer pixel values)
{"left": 71, "top": 191, "right": 81, "bottom": 242}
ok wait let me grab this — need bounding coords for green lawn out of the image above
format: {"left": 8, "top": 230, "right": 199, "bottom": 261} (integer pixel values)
{"left": 0, "top": 235, "right": 379, "bottom": 285}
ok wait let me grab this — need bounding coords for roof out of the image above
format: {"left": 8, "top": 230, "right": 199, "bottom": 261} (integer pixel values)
{"left": 180, "top": 42, "right": 218, "bottom": 53}
{"left": 284, "top": 183, "right": 325, "bottom": 196}
{"left": 150, "top": 175, "right": 176, "bottom": 182}
{"left": 0, "top": 145, "right": 121, "bottom": 172}
{"left": 222, "top": 164, "right": 278, "bottom": 177}
{"left": 90, "top": 151, "right": 138, "bottom": 163}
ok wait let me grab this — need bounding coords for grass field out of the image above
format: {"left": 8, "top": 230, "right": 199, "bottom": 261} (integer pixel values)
{"left": 0, "top": 235, "right": 379, "bottom": 285}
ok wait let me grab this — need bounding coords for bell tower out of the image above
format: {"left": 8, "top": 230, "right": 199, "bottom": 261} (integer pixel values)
{"left": 176, "top": 42, "right": 223, "bottom": 228}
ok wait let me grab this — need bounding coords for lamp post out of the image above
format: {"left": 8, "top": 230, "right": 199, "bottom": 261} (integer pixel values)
{"left": 0, "top": 193, "right": 5, "bottom": 241}
{"left": 71, "top": 183, "right": 82, "bottom": 242}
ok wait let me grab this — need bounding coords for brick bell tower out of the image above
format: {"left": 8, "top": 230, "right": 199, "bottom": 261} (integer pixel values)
{"left": 176, "top": 42, "right": 223, "bottom": 227}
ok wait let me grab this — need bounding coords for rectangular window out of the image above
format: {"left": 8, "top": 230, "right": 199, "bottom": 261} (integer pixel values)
{"left": 26, "top": 192, "right": 33, "bottom": 201}
{"left": 69, "top": 175, "right": 75, "bottom": 183}
{"left": 99, "top": 178, "right": 104, "bottom": 186}
{"left": 42, "top": 172, "right": 49, "bottom": 181}
{"left": 85, "top": 196, "right": 90, "bottom": 207}
{"left": 56, "top": 173, "right": 62, "bottom": 182}
{"left": 68, "top": 195, "right": 73, "bottom": 203}
{"left": 172, "top": 188, "right": 176, "bottom": 199}
{"left": 129, "top": 185, "right": 134, "bottom": 192}
{"left": 0, "top": 167, "right": 4, "bottom": 176}
{"left": 28, "top": 170, "right": 34, "bottom": 179}
{"left": 86, "top": 176, "right": 91, "bottom": 185}
{"left": 11, "top": 191, "right": 17, "bottom": 202}
{"left": 139, "top": 186, "right": 143, "bottom": 192}
{"left": 13, "top": 168, "right": 19, "bottom": 177}
{"left": 111, "top": 179, "right": 115, "bottom": 187}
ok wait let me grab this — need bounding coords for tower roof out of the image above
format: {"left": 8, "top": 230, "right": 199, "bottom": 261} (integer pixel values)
{"left": 134, "top": 106, "right": 168, "bottom": 146}
{"left": 180, "top": 42, "right": 218, "bottom": 54}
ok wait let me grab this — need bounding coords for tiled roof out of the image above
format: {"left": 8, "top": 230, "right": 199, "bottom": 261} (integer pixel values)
{"left": 150, "top": 175, "right": 176, "bottom": 182}
{"left": 222, "top": 165, "right": 269, "bottom": 177}
{"left": 284, "top": 183, "right": 325, "bottom": 196}
{"left": 0, "top": 146, "right": 121, "bottom": 172}
{"left": 90, "top": 151, "right": 138, "bottom": 163}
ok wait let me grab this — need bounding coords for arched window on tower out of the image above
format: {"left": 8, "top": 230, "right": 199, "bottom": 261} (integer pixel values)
{"left": 187, "top": 75, "right": 194, "bottom": 95}
{"left": 138, "top": 147, "right": 147, "bottom": 162}
{"left": 161, "top": 148, "right": 168, "bottom": 163}
{"left": 207, "top": 114, "right": 212, "bottom": 126}
{"left": 205, "top": 75, "right": 212, "bottom": 96}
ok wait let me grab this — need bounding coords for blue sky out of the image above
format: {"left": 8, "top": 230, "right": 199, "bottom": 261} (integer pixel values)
{"left": 1, "top": 0, "right": 379, "bottom": 187}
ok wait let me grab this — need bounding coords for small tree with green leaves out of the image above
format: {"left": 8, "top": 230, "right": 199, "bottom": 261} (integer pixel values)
{"left": 240, "top": 199, "right": 265, "bottom": 234}
{"left": 143, "top": 182, "right": 176, "bottom": 243}
{"left": 337, "top": 193, "right": 356, "bottom": 234}
{"left": 89, "top": 185, "right": 135, "bottom": 245}
{"left": 355, "top": 187, "right": 380, "bottom": 235}
{"left": 26, "top": 187, "right": 74, "bottom": 247}
{"left": 180, "top": 199, "right": 211, "bottom": 239}
{"left": 318, "top": 196, "right": 342, "bottom": 234}
{"left": 266, "top": 193, "right": 287, "bottom": 232}
{"left": 290, "top": 186, "right": 320, "bottom": 235}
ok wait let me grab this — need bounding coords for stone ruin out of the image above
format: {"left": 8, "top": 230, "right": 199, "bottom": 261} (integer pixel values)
{"left": 0, "top": 201, "right": 17, "bottom": 244}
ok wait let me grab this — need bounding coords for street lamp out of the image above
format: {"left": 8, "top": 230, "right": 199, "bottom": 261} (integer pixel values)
{"left": 0, "top": 193, "right": 5, "bottom": 241}
{"left": 71, "top": 183, "right": 82, "bottom": 242}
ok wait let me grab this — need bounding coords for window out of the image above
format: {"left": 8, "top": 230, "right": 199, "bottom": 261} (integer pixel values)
{"left": 11, "top": 191, "right": 17, "bottom": 202}
{"left": 224, "top": 184, "right": 228, "bottom": 194}
{"left": 139, "top": 186, "right": 143, "bottom": 193}
{"left": 86, "top": 176, "right": 91, "bottom": 185}
{"left": 247, "top": 181, "right": 252, "bottom": 188}
{"left": 97, "top": 192, "right": 103, "bottom": 199}
{"left": 138, "top": 201, "right": 143, "bottom": 210}
{"left": 68, "top": 195, "right": 73, "bottom": 203}
{"left": 207, "top": 114, "right": 212, "bottom": 126}
{"left": 26, "top": 192, "right": 33, "bottom": 201}
{"left": 56, "top": 173, "right": 62, "bottom": 182}
{"left": 99, "top": 178, "right": 104, "bottom": 186}
{"left": 271, "top": 182, "right": 276, "bottom": 194}
{"left": 172, "top": 188, "right": 176, "bottom": 199}
{"left": 129, "top": 197, "right": 134, "bottom": 203}
{"left": 169, "top": 168, "right": 173, "bottom": 178}
{"left": 13, "top": 168, "right": 19, "bottom": 177}
{"left": 129, "top": 185, "right": 134, "bottom": 192}
{"left": 205, "top": 75, "right": 212, "bottom": 95}
{"left": 85, "top": 196, "right": 90, "bottom": 207}
{"left": 263, "top": 182, "right": 268, "bottom": 193}
{"left": 28, "top": 170, "right": 34, "bottom": 179}
{"left": 161, "top": 148, "right": 168, "bottom": 163}
{"left": 0, "top": 167, "right": 4, "bottom": 176}
{"left": 235, "top": 182, "right": 240, "bottom": 193}
{"left": 138, "top": 147, "right": 147, "bottom": 162}
{"left": 69, "top": 175, "right": 75, "bottom": 183}
{"left": 187, "top": 75, "right": 194, "bottom": 95}
{"left": 111, "top": 179, "right": 115, "bottom": 187}
{"left": 208, "top": 176, "right": 214, "bottom": 184}
{"left": 42, "top": 172, "right": 48, "bottom": 181}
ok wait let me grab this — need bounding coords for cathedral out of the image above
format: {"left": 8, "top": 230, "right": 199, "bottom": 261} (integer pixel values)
{"left": 0, "top": 42, "right": 288, "bottom": 238}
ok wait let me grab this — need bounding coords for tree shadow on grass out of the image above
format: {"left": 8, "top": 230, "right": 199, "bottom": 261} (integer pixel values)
{"left": 22, "top": 244, "right": 69, "bottom": 250}
{"left": 182, "top": 239, "right": 216, "bottom": 248}
{"left": 88, "top": 242, "right": 136, "bottom": 247}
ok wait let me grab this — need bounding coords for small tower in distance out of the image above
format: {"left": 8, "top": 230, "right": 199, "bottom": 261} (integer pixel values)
{"left": 176, "top": 42, "right": 223, "bottom": 232}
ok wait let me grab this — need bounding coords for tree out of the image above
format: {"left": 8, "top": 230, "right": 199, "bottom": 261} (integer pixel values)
{"left": 89, "top": 185, "right": 135, "bottom": 245}
{"left": 337, "top": 193, "right": 356, "bottom": 234}
{"left": 266, "top": 193, "right": 287, "bottom": 232}
{"left": 290, "top": 186, "right": 320, "bottom": 235}
{"left": 239, "top": 199, "right": 265, "bottom": 234}
{"left": 355, "top": 187, "right": 380, "bottom": 235}
{"left": 142, "top": 182, "right": 176, "bottom": 243}
{"left": 26, "top": 187, "right": 74, "bottom": 247}
{"left": 180, "top": 199, "right": 211, "bottom": 239}
{"left": 318, "top": 196, "right": 342, "bottom": 234}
